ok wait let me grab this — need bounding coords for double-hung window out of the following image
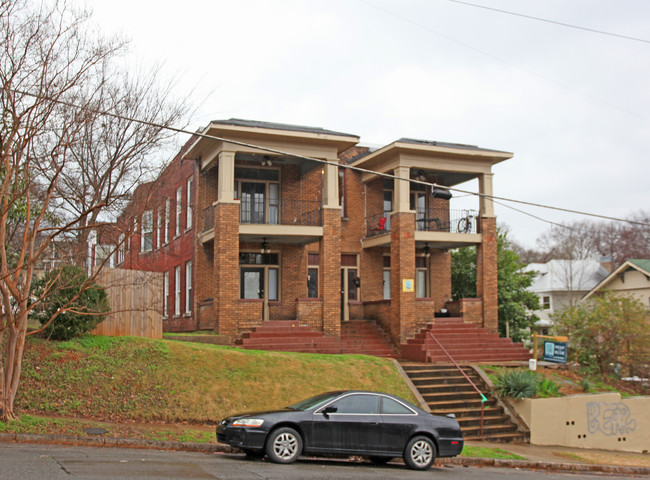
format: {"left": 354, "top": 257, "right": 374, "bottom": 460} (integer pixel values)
{"left": 141, "top": 210, "right": 153, "bottom": 252}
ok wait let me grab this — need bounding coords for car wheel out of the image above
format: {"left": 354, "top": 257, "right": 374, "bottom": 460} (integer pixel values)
{"left": 368, "top": 456, "right": 391, "bottom": 465}
{"left": 265, "top": 427, "right": 302, "bottom": 464}
{"left": 403, "top": 436, "right": 436, "bottom": 470}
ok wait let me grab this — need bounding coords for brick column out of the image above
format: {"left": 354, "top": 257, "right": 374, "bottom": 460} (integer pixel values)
{"left": 476, "top": 216, "right": 498, "bottom": 333}
{"left": 389, "top": 211, "right": 416, "bottom": 344}
{"left": 214, "top": 202, "right": 240, "bottom": 336}
{"left": 320, "top": 207, "right": 341, "bottom": 338}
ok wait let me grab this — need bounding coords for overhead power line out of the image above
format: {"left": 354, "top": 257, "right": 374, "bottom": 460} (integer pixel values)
{"left": 10, "top": 87, "right": 650, "bottom": 229}
{"left": 359, "top": 0, "right": 649, "bottom": 122}
{"left": 448, "top": 0, "right": 650, "bottom": 45}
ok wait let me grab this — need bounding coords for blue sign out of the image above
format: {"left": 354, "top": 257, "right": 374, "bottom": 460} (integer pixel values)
{"left": 543, "top": 341, "right": 567, "bottom": 363}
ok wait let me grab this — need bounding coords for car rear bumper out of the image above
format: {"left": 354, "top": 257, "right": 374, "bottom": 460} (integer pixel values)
{"left": 438, "top": 437, "right": 464, "bottom": 457}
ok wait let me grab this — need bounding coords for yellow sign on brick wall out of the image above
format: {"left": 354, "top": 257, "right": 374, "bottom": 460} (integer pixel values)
{"left": 403, "top": 279, "right": 414, "bottom": 292}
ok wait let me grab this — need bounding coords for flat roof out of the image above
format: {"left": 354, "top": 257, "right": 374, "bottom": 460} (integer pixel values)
{"left": 209, "top": 118, "right": 358, "bottom": 139}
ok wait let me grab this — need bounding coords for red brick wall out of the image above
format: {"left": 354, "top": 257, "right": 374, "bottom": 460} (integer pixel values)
{"left": 320, "top": 208, "right": 341, "bottom": 337}
{"left": 477, "top": 216, "right": 498, "bottom": 332}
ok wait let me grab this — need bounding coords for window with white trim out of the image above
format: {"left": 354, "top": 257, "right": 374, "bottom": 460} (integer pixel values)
{"left": 186, "top": 177, "right": 193, "bottom": 230}
{"left": 175, "top": 186, "right": 182, "bottom": 236}
{"left": 185, "top": 261, "right": 192, "bottom": 314}
{"left": 164, "top": 198, "right": 170, "bottom": 244}
{"left": 141, "top": 210, "right": 153, "bottom": 252}
{"left": 156, "top": 208, "right": 162, "bottom": 249}
{"left": 117, "top": 234, "right": 125, "bottom": 264}
{"left": 163, "top": 271, "right": 169, "bottom": 317}
{"left": 174, "top": 266, "right": 181, "bottom": 316}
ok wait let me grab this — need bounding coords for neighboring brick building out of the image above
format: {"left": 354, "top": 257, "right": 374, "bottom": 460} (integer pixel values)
{"left": 176, "top": 119, "right": 512, "bottom": 347}
{"left": 114, "top": 139, "right": 198, "bottom": 332}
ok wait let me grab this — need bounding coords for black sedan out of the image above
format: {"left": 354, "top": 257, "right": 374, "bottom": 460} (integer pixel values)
{"left": 216, "top": 390, "right": 463, "bottom": 470}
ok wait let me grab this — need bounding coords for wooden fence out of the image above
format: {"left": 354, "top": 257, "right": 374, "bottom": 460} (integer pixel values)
{"left": 91, "top": 268, "right": 163, "bottom": 339}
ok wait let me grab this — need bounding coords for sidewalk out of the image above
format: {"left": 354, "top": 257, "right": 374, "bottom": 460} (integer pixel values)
{"left": 1, "top": 429, "right": 648, "bottom": 475}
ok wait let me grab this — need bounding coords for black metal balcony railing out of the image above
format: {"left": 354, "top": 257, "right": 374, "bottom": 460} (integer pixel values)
{"left": 201, "top": 199, "right": 322, "bottom": 233}
{"left": 365, "top": 209, "right": 478, "bottom": 238}
{"left": 366, "top": 212, "right": 390, "bottom": 238}
{"left": 416, "top": 209, "right": 478, "bottom": 234}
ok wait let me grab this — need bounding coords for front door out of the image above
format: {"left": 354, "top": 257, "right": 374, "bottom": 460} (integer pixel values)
{"left": 340, "top": 254, "right": 358, "bottom": 322}
{"left": 240, "top": 254, "right": 279, "bottom": 322}
{"left": 241, "top": 267, "right": 269, "bottom": 321}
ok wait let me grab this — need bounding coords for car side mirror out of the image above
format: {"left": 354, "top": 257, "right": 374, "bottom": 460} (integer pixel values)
{"left": 322, "top": 406, "right": 337, "bottom": 415}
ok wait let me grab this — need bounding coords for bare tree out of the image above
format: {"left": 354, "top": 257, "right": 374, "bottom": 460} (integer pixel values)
{"left": 46, "top": 66, "right": 187, "bottom": 267}
{"left": 0, "top": 0, "right": 183, "bottom": 420}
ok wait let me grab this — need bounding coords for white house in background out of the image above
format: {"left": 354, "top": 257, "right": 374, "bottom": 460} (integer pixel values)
{"left": 524, "top": 259, "right": 610, "bottom": 333}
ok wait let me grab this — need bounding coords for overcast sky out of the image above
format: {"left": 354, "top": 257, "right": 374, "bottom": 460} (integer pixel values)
{"left": 81, "top": 0, "right": 650, "bottom": 248}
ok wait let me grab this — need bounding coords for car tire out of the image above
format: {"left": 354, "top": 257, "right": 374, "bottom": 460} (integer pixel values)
{"left": 403, "top": 436, "right": 436, "bottom": 470}
{"left": 368, "top": 456, "right": 391, "bottom": 465}
{"left": 265, "top": 427, "right": 303, "bottom": 464}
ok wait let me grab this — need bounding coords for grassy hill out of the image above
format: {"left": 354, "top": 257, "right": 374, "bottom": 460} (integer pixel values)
{"left": 16, "top": 336, "right": 416, "bottom": 425}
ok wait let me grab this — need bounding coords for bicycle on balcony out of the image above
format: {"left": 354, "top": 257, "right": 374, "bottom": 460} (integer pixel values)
{"left": 457, "top": 210, "right": 474, "bottom": 234}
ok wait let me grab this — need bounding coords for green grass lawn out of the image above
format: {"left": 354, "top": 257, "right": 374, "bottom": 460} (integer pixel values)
{"left": 16, "top": 335, "right": 416, "bottom": 424}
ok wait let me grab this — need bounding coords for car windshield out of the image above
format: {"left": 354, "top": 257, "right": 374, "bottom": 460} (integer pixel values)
{"left": 287, "top": 392, "right": 342, "bottom": 411}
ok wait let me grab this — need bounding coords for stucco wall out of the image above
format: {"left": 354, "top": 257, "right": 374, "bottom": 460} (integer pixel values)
{"left": 600, "top": 269, "right": 650, "bottom": 306}
{"left": 511, "top": 393, "right": 649, "bottom": 453}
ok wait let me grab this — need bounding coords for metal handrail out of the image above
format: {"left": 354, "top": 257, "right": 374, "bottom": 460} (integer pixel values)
{"left": 426, "top": 331, "right": 487, "bottom": 437}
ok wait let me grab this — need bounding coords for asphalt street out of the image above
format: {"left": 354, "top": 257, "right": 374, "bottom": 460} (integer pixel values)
{"left": 0, "top": 443, "right": 645, "bottom": 480}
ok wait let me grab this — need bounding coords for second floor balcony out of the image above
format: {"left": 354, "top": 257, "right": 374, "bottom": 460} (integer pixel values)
{"left": 200, "top": 199, "right": 324, "bottom": 246}
{"left": 366, "top": 209, "right": 478, "bottom": 238}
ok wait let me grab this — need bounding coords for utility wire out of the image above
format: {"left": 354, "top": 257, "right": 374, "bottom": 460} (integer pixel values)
{"left": 10, "top": 87, "right": 650, "bottom": 229}
{"left": 448, "top": 0, "right": 650, "bottom": 45}
{"left": 359, "top": 0, "right": 649, "bottom": 122}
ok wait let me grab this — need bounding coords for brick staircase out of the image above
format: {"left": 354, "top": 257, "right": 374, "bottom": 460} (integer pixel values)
{"left": 340, "top": 320, "right": 397, "bottom": 358}
{"left": 402, "top": 363, "right": 528, "bottom": 442}
{"left": 236, "top": 320, "right": 397, "bottom": 357}
{"left": 401, "top": 317, "right": 530, "bottom": 362}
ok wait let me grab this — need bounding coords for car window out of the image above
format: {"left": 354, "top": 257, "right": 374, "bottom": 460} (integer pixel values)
{"left": 381, "top": 397, "right": 415, "bottom": 415}
{"left": 288, "top": 392, "right": 342, "bottom": 411}
{"left": 330, "top": 394, "right": 379, "bottom": 414}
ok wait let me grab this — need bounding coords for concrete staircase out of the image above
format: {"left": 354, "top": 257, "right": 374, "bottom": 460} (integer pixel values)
{"left": 401, "top": 317, "right": 530, "bottom": 362}
{"left": 402, "top": 363, "right": 528, "bottom": 442}
{"left": 236, "top": 320, "right": 397, "bottom": 357}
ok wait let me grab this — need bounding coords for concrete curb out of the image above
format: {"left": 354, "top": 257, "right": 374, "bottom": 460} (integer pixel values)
{"left": 0, "top": 433, "right": 648, "bottom": 475}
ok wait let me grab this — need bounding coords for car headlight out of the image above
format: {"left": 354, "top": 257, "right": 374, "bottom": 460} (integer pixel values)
{"left": 232, "top": 418, "right": 265, "bottom": 427}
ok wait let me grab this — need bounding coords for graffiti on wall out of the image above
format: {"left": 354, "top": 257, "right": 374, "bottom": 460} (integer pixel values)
{"left": 587, "top": 402, "right": 637, "bottom": 436}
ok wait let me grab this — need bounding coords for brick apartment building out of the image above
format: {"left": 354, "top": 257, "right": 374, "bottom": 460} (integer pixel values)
{"left": 115, "top": 141, "right": 198, "bottom": 331}
{"left": 161, "top": 118, "right": 510, "bottom": 350}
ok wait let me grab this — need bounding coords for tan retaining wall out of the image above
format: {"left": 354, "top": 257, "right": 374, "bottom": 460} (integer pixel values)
{"left": 511, "top": 393, "right": 649, "bottom": 453}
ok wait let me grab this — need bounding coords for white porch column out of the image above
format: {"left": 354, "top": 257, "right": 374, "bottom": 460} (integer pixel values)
{"left": 322, "top": 159, "right": 340, "bottom": 209}
{"left": 217, "top": 151, "right": 237, "bottom": 204}
{"left": 478, "top": 172, "right": 495, "bottom": 217}
{"left": 394, "top": 166, "right": 411, "bottom": 213}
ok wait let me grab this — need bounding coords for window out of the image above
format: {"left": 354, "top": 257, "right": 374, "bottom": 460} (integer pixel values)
{"left": 410, "top": 185, "right": 427, "bottom": 231}
{"left": 174, "top": 266, "right": 181, "bottom": 316}
{"left": 542, "top": 296, "right": 551, "bottom": 309}
{"left": 164, "top": 199, "right": 170, "bottom": 244}
{"left": 186, "top": 177, "right": 194, "bottom": 230}
{"left": 416, "top": 256, "right": 428, "bottom": 298}
{"left": 175, "top": 186, "right": 182, "bottom": 236}
{"left": 339, "top": 169, "right": 345, "bottom": 218}
{"left": 328, "top": 394, "right": 379, "bottom": 414}
{"left": 308, "top": 253, "right": 319, "bottom": 298}
{"left": 117, "top": 234, "right": 125, "bottom": 264}
{"left": 95, "top": 244, "right": 114, "bottom": 268}
{"left": 236, "top": 167, "right": 280, "bottom": 224}
{"left": 156, "top": 209, "right": 162, "bottom": 249}
{"left": 185, "top": 261, "right": 192, "bottom": 314}
{"left": 141, "top": 210, "right": 153, "bottom": 252}
{"left": 163, "top": 271, "right": 169, "bottom": 317}
{"left": 383, "top": 256, "right": 391, "bottom": 300}
{"left": 381, "top": 397, "right": 415, "bottom": 415}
